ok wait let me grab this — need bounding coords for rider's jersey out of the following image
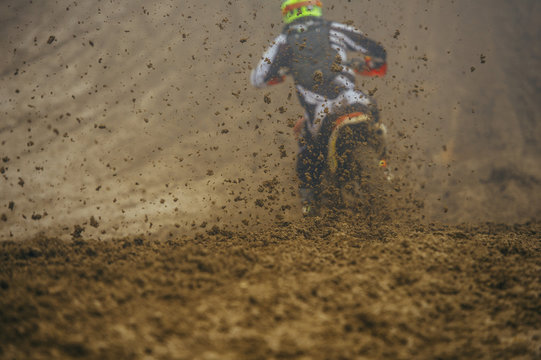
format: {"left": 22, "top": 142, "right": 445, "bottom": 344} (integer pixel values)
{"left": 251, "top": 17, "right": 387, "bottom": 136}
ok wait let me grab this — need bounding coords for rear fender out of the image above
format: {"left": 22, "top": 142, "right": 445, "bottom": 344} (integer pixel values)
{"left": 327, "top": 112, "right": 371, "bottom": 174}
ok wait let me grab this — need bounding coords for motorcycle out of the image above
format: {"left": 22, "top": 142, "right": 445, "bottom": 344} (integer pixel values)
{"left": 272, "top": 57, "right": 393, "bottom": 216}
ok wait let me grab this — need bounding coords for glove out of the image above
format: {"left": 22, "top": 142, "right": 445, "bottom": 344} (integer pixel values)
{"left": 365, "top": 56, "right": 385, "bottom": 70}
{"left": 267, "top": 67, "right": 289, "bottom": 85}
{"left": 353, "top": 56, "right": 387, "bottom": 77}
{"left": 267, "top": 75, "right": 286, "bottom": 85}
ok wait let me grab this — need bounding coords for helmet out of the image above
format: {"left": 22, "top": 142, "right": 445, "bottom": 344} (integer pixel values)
{"left": 281, "top": 0, "right": 323, "bottom": 24}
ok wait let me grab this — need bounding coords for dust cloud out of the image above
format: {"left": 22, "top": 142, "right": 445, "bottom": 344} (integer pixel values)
{"left": 1, "top": 0, "right": 540, "bottom": 240}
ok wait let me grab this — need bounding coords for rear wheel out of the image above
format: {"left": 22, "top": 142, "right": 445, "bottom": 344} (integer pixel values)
{"left": 329, "top": 123, "right": 390, "bottom": 218}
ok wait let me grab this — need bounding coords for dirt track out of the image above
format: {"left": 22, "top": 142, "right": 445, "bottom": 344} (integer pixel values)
{"left": 1, "top": 218, "right": 540, "bottom": 359}
{"left": 2, "top": 0, "right": 540, "bottom": 240}
{"left": 1, "top": 0, "right": 541, "bottom": 358}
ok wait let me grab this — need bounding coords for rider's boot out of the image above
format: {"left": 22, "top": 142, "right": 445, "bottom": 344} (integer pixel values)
{"left": 379, "top": 159, "right": 394, "bottom": 182}
{"left": 299, "top": 188, "right": 318, "bottom": 216}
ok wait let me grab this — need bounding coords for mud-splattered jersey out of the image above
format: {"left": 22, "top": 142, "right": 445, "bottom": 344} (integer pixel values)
{"left": 251, "top": 17, "right": 387, "bottom": 136}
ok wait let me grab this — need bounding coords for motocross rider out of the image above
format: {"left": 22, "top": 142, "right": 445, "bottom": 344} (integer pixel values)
{"left": 251, "top": 0, "right": 389, "bottom": 215}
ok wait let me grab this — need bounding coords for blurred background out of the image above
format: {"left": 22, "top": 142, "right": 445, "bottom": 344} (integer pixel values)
{"left": 1, "top": 0, "right": 540, "bottom": 240}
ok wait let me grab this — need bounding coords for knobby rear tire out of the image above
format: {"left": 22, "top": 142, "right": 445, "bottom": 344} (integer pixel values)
{"left": 321, "top": 123, "right": 391, "bottom": 221}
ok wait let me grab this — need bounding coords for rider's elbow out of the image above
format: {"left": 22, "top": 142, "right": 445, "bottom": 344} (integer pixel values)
{"left": 250, "top": 69, "right": 268, "bottom": 89}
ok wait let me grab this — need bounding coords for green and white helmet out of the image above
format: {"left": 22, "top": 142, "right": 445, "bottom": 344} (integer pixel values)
{"left": 281, "top": 0, "right": 323, "bottom": 24}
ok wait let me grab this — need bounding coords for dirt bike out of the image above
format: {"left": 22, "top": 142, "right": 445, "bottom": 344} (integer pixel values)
{"left": 303, "top": 57, "right": 393, "bottom": 216}
{"left": 271, "top": 57, "right": 393, "bottom": 216}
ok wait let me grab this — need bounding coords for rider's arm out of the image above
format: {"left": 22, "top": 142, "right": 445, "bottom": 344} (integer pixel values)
{"left": 251, "top": 34, "right": 289, "bottom": 88}
{"left": 329, "top": 22, "right": 387, "bottom": 76}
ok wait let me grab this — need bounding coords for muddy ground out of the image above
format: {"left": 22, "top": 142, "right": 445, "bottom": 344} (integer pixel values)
{"left": 1, "top": 216, "right": 540, "bottom": 359}
{"left": 1, "top": 0, "right": 540, "bottom": 359}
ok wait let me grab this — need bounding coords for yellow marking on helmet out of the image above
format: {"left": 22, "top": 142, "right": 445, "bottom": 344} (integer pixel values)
{"left": 281, "top": 0, "right": 323, "bottom": 24}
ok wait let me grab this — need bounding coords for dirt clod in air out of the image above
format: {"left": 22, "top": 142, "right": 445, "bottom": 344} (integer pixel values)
{"left": 90, "top": 216, "right": 100, "bottom": 228}
{"left": 71, "top": 225, "right": 85, "bottom": 239}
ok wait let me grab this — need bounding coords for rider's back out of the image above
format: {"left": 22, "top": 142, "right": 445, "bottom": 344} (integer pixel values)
{"left": 285, "top": 18, "right": 342, "bottom": 96}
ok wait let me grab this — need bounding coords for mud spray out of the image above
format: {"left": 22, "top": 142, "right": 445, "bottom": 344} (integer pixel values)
{"left": 1, "top": 0, "right": 540, "bottom": 358}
